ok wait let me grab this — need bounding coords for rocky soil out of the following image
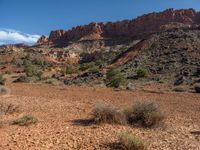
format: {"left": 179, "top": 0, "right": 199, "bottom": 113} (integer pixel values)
{"left": 0, "top": 83, "right": 199, "bottom": 150}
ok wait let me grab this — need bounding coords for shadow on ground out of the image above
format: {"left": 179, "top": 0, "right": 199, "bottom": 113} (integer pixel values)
{"left": 102, "top": 142, "right": 124, "bottom": 150}
{"left": 71, "top": 119, "right": 94, "bottom": 126}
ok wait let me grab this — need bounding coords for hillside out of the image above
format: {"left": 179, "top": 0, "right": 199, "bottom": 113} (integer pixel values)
{"left": 0, "top": 9, "right": 200, "bottom": 89}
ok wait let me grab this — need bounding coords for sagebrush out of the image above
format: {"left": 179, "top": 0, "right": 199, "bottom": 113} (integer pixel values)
{"left": 118, "top": 132, "right": 147, "bottom": 150}
{"left": 124, "top": 101, "right": 164, "bottom": 127}
{"left": 92, "top": 102, "right": 126, "bottom": 124}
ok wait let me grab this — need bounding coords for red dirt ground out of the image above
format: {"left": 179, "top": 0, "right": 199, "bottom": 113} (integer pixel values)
{"left": 0, "top": 83, "right": 200, "bottom": 150}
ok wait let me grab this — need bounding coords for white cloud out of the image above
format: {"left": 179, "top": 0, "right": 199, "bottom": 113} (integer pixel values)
{"left": 0, "top": 28, "right": 40, "bottom": 45}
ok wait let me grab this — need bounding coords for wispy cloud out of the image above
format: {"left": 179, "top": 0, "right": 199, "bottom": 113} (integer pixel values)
{"left": 0, "top": 28, "right": 40, "bottom": 45}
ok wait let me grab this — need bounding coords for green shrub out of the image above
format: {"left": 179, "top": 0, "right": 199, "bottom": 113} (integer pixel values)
{"left": 136, "top": 68, "right": 149, "bottom": 78}
{"left": 125, "top": 101, "right": 164, "bottom": 127}
{"left": 94, "top": 59, "right": 106, "bottom": 67}
{"left": 118, "top": 132, "right": 147, "bottom": 150}
{"left": 88, "top": 65, "right": 100, "bottom": 73}
{"left": 92, "top": 102, "right": 126, "bottom": 125}
{"left": 61, "top": 67, "right": 80, "bottom": 75}
{"left": 106, "top": 69, "right": 126, "bottom": 88}
{"left": 79, "top": 62, "right": 96, "bottom": 71}
{"left": 12, "top": 115, "right": 38, "bottom": 126}
{"left": 24, "top": 64, "right": 43, "bottom": 79}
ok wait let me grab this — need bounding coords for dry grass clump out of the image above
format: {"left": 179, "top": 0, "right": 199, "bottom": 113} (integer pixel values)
{"left": 118, "top": 132, "right": 147, "bottom": 150}
{"left": 125, "top": 101, "right": 164, "bottom": 127}
{"left": 0, "top": 86, "right": 9, "bottom": 95}
{"left": 12, "top": 115, "right": 38, "bottom": 126}
{"left": 91, "top": 101, "right": 164, "bottom": 128}
{"left": 0, "top": 102, "right": 19, "bottom": 115}
{"left": 92, "top": 102, "right": 126, "bottom": 125}
{"left": 0, "top": 74, "right": 6, "bottom": 85}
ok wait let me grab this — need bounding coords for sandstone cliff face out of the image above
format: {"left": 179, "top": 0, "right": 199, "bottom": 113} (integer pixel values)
{"left": 37, "top": 9, "right": 200, "bottom": 46}
{"left": 37, "top": 35, "right": 49, "bottom": 45}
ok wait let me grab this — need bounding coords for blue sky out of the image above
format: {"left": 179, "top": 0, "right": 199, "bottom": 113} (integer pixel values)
{"left": 0, "top": 0, "right": 200, "bottom": 45}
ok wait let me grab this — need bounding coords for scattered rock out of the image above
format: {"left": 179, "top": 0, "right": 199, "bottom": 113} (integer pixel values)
{"left": 194, "top": 84, "right": 200, "bottom": 93}
{"left": 126, "top": 83, "right": 135, "bottom": 91}
{"left": 173, "top": 86, "right": 186, "bottom": 92}
{"left": 174, "top": 76, "right": 185, "bottom": 86}
{"left": 13, "top": 75, "right": 30, "bottom": 83}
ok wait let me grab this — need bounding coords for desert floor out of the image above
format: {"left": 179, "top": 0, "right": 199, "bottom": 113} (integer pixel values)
{"left": 0, "top": 83, "right": 200, "bottom": 150}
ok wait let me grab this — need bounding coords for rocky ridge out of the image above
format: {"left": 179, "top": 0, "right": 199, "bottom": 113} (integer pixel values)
{"left": 37, "top": 8, "right": 200, "bottom": 46}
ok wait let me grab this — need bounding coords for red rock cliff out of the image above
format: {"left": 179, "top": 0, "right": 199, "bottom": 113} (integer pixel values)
{"left": 37, "top": 9, "right": 200, "bottom": 46}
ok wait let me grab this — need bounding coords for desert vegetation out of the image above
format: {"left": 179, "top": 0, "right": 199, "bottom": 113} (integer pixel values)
{"left": 124, "top": 101, "right": 164, "bottom": 127}
{"left": 0, "top": 102, "right": 19, "bottom": 115}
{"left": 92, "top": 102, "right": 127, "bottom": 124}
{"left": 0, "top": 86, "right": 9, "bottom": 95}
{"left": 105, "top": 69, "right": 126, "bottom": 88}
{"left": 118, "top": 132, "right": 147, "bottom": 150}
{"left": 0, "top": 74, "right": 6, "bottom": 85}
{"left": 91, "top": 101, "right": 164, "bottom": 128}
{"left": 136, "top": 68, "right": 149, "bottom": 78}
{"left": 24, "top": 64, "right": 43, "bottom": 79}
{"left": 12, "top": 115, "right": 38, "bottom": 126}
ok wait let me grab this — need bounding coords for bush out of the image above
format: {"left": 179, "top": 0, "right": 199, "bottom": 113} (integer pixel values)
{"left": 24, "top": 64, "right": 43, "bottom": 79}
{"left": 92, "top": 102, "right": 126, "bottom": 125}
{"left": 0, "top": 75, "right": 6, "bottom": 85}
{"left": 79, "top": 61, "right": 103, "bottom": 73}
{"left": 0, "top": 102, "right": 19, "bottom": 115}
{"left": 136, "top": 68, "right": 149, "bottom": 78}
{"left": 0, "top": 86, "right": 9, "bottom": 95}
{"left": 125, "top": 101, "right": 164, "bottom": 127}
{"left": 118, "top": 132, "right": 146, "bottom": 150}
{"left": 79, "top": 62, "right": 96, "bottom": 71}
{"left": 194, "top": 84, "right": 200, "bottom": 93}
{"left": 12, "top": 115, "right": 38, "bottom": 126}
{"left": 88, "top": 65, "right": 100, "bottom": 73}
{"left": 60, "top": 66, "right": 80, "bottom": 75}
{"left": 33, "top": 58, "right": 53, "bottom": 69}
{"left": 44, "top": 78, "right": 60, "bottom": 86}
{"left": 94, "top": 59, "right": 106, "bottom": 68}
{"left": 106, "top": 69, "right": 126, "bottom": 88}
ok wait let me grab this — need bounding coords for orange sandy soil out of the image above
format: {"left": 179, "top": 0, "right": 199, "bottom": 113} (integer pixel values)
{"left": 0, "top": 83, "right": 200, "bottom": 150}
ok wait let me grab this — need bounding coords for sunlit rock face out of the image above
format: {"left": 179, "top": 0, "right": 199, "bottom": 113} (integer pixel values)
{"left": 37, "top": 9, "right": 200, "bottom": 46}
